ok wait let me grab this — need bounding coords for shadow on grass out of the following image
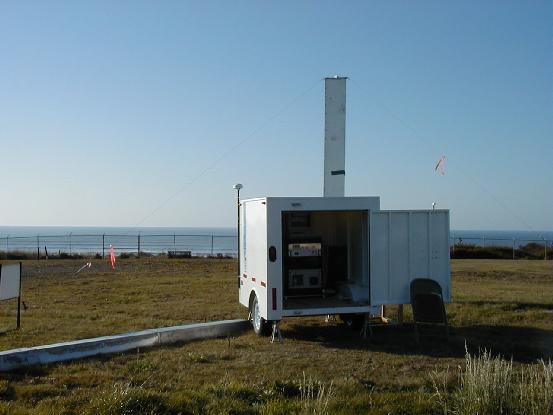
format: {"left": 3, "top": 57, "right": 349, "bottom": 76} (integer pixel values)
{"left": 284, "top": 321, "right": 553, "bottom": 362}
{"left": 457, "top": 300, "right": 553, "bottom": 311}
{"left": 1, "top": 323, "right": 550, "bottom": 381}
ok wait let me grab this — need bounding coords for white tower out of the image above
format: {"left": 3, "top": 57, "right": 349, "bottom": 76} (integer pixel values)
{"left": 323, "top": 76, "right": 347, "bottom": 197}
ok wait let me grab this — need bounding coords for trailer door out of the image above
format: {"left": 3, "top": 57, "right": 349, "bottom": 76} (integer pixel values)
{"left": 369, "top": 210, "right": 450, "bottom": 305}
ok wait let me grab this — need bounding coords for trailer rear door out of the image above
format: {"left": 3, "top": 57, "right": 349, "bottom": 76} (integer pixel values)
{"left": 369, "top": 210, "right": 450, "bottom": 305}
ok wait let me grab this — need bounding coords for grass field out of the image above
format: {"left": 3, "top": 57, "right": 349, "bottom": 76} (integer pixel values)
{"left": 0, "top": 258, "right": 550, "bottom": 414}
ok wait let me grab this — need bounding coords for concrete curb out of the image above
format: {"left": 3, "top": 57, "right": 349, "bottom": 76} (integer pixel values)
{"left": 0, "top": 319, "right": 250, "bottom": 371}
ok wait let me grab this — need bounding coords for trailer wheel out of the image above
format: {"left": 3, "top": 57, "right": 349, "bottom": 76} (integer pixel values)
{"left": 339, "top": 314, "right": 364, "bottom": 330}
{"left": 250, "top": 294, "right": 269, "bottom": 336}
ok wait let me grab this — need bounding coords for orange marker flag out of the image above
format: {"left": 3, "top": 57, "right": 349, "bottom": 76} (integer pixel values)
{"left": 109, "top": 244, "right": 116, "bottom": 270}
{"left": 435, "top": 155, "right": 446, "bottom": 175}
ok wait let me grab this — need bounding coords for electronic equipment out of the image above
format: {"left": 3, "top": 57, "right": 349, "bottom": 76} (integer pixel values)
{"left": 287, "top": 212, "right": 311, "bottom": 237}
{"left": 288, "top": 242, "right": 321, "bottom": 257}
{"left": 288, "top": 269, "right": 322, "bottom": 289}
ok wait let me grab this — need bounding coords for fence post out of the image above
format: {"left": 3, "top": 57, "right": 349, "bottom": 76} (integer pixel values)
{"left": 211, "top": 235, "right": 214, "bottom": 256}
{"left": 512, "top": 238, "right": 515, "bottom": 260}
{"left": 69, "top": 233, "right": 72, "bottom": 255}
{"left": 37, "top": 235, "right": 40, "bottom": 260}
{"left": 544, "top": 238, "right": 547, "bottom": 260}
{"left": 6, "top": 236, "right": 8, "bottom": 255}
{"left": 138, "top": 234, "right": 141, "bottom": 258}
{"left": 102, "top": 234, "right": 105, "bottom": 259}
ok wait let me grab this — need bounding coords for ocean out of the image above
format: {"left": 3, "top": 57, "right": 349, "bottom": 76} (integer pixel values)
{"left": 0, "top": 226, "right": 551, "bottom": 256}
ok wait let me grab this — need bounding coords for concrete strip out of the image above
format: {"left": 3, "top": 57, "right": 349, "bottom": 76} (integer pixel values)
{"left": 0, "top": 319, "right": 249, "bottom": 371}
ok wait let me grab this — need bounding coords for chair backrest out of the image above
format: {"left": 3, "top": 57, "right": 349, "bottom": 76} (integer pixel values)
{"left": 410, "top": 278, "right": 443, "bottom": 299}
{"left": 410, "top": 278, "right": 446, "bottom": 324}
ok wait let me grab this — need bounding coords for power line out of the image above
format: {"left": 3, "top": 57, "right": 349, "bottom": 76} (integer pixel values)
{"left": 132, "top": 78, "right": 323, "bottom": 227}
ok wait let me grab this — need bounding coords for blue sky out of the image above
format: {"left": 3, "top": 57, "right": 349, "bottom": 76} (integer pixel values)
{"left": 0, "top": 1, "right": 551, "bottom": 230}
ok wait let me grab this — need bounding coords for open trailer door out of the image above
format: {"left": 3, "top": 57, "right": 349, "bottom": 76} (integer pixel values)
{"left": 369, "top": 210, "right": 450, "bottom": 306}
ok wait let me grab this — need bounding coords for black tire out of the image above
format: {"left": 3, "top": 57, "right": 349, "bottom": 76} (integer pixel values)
{"left": 339, "top": 314, "right": 364, "bottom": 330}
{"left": 250, "top": 294, "right": 269, "bottom": 336}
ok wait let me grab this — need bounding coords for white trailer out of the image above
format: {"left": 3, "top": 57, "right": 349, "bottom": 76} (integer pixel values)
{"left": 236, "top": 77, "right": 450, "bottom": 337}
{"left": 238, "top": 197, "right": 450, "bottom": 335}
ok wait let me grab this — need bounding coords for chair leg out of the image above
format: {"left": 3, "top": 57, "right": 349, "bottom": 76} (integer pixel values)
{"left": 398, "top": 304, "right": 404, "bottom": 327}
{"left": 413, "top": 323, "right": 420, "bottom": 345}
{"left": 443, "top": 309, "right": 449, "bottom": 341}
{"left": 360, "top": 314, "right": 372, "bottom": 339}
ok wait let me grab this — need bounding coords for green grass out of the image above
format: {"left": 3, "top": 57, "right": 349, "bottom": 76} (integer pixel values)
{"left": 0, "top": 258, "right": 550, "bottom": 414}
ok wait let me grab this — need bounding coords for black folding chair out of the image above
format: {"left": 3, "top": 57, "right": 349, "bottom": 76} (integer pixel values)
{"left": 410, "top": 278, "right": 448, "bottom": 344}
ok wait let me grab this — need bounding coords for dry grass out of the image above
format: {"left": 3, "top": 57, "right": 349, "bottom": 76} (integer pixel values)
{"left": 0, "top": 258, "right": 241, "bottom": 349}
{"left": 433, "top": 349, "right": 553, "bottom": 415}
{"left": 0, "top": 258, "right": 550, "bottom": 414}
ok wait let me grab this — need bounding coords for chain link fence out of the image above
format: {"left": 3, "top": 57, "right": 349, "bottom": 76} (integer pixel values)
{"left": 0, "top": 233, "right": 237, "bottom": 259}
{"left": 0, "top": 233, "right": 550, "bottom": 260}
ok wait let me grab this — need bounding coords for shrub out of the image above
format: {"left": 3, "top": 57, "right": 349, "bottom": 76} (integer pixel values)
{"left": 451, "top": 243, "right": 551, "bottom": 260}
{"left": 0, "top": 250, "right": 34, "bottom": 260}
{"left": 515, "top": 360, "right": 553, "bottom": 415}
{"left": 0, "top": 380, "right": 15, "bottom": 401}
{"left": 433, "top": 349, "right": 553, "bottom": 415}
{"left": 298, "top": 373, "right": 334, "bottom": 415}
{"left": 87, "top": 383, "right": 170, "bottom": 415}
{"left": 58, "top": 252, "right": 84, "bottom": 259}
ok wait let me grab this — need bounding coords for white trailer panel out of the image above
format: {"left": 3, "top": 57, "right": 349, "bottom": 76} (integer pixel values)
{"left": 369, "top": 210, "right": 450, "bottom": 305}
{"left": 238, "top": 199, "right": 268, "bottom": 314}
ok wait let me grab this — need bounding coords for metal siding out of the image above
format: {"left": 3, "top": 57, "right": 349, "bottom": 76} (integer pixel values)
{"left": 238, "top": 202, "right": 248, "bottom": 307}
{"left": 431, "top": 212, "right": 451, "bottom": 301}
{"left": 389, "top": 212, "right": 410, "bottom": 303}
{"left": 323, "top": 78, "right": 347, "bottom": 197}
{"left": 370, "top": 210, "right": 450, "bottom": 305}
{"left": 411, "top": 212, "right": 430, "bottom": 281}
{"left": 242, "top": 203, "right": 247, "bottom": 272}
{"left": 361, "top": 212, "right": 369, "bottom": 286}
{"left": 266, "top": 200, "right": 283, "bottom": 320}
{"left": 238, "top": 200, "right": 268, "bottom": 315}
{"left": 369, "top": 213, "right": 389, "bottom": 305}
{"left": 265, "top": 196, "right": 380, "bottom": 213}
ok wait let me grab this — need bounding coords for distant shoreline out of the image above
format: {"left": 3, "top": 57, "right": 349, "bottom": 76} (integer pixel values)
{"left": 1, "top": 226, "right": 551, "bottom": 239}
{"left": 0, "top": 226, "right": 550, "bottom": 255}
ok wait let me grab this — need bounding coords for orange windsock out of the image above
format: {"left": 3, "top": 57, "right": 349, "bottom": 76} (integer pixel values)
{"left": 109, "top": 244, "right": 116, "bottom": 270}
